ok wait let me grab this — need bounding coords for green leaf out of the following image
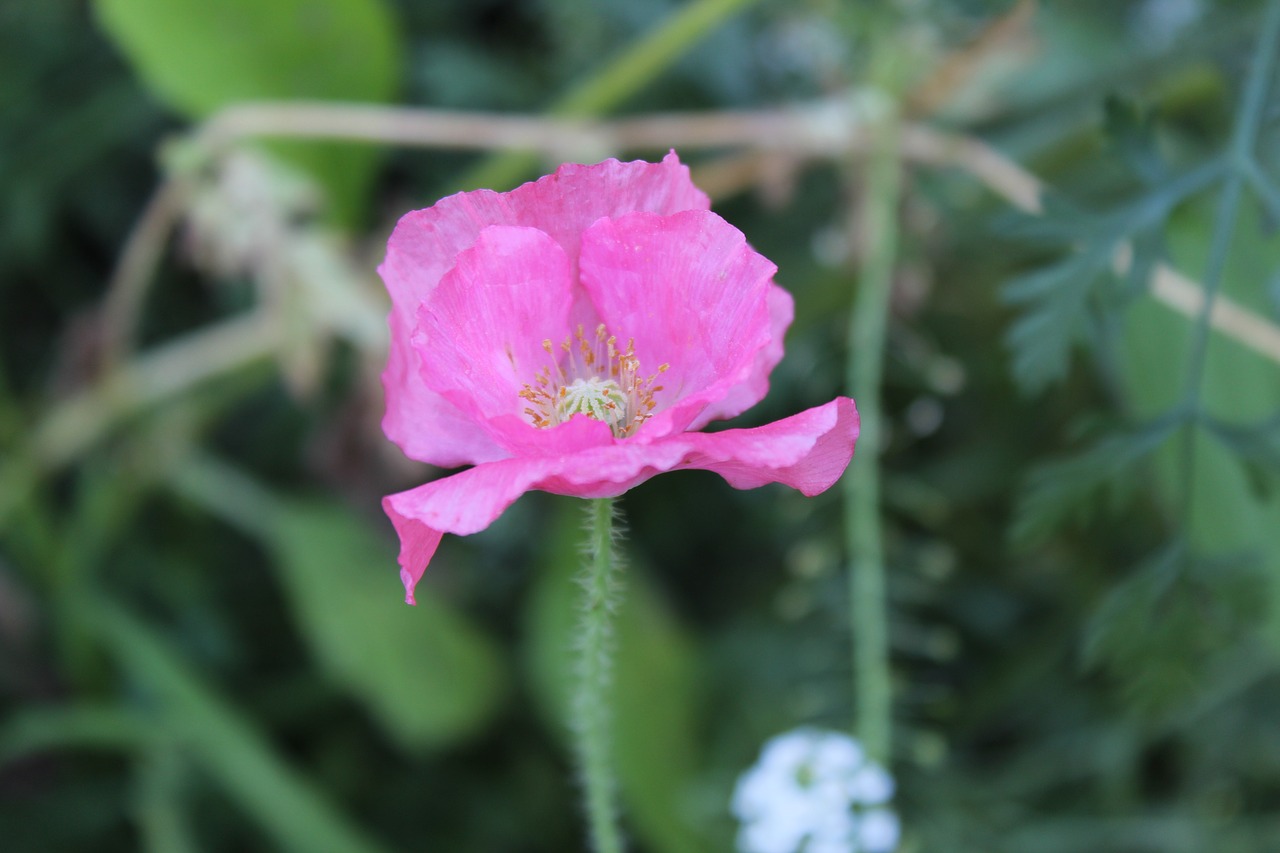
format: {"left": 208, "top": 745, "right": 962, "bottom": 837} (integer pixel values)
{"left": 166, "top": 457, "right": 507, "bottom": 751}
{"left": 95, "top": 0, "right": 401, "bottom": 222}
{"left": 94, "top": 601, "right": 392, "bottom": 853}
{"left": 1002, "top": 242, "right": 1114, "bottom": 394}
{"left": 268, "top": 500, "right": 507, "bottom": 750}
{"left": 1012, "top": 422, "right": 1174, "bottom": 546}
{"left": 1102, "top": 94, "right": 1168, "bottom": 186}
{"left": 523, "top": 505, "right": 709, "bottom": 853}
{"left": 1082, "top": 548, "right": 1267, "bottom": 715}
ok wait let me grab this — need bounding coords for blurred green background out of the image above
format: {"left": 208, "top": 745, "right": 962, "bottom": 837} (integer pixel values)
{"left": 4, "top": 0, "right": 1280, "bottom": 850}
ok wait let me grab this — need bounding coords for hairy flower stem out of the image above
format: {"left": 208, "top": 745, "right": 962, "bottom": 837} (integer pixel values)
{"left": 573, "top": 497, "right": 625, "bottom": 853}
{"left": 845, "top": 96, "right": 902, "bottom": 765}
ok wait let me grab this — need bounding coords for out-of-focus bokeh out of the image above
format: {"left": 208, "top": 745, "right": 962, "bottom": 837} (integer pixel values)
{"left": 4, "top": 0, "right": 1280, "bottom": 850}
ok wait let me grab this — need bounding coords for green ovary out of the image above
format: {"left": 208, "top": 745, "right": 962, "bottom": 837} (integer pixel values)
{"left": 557, "top": 377, "right": 628, "bottom": 428}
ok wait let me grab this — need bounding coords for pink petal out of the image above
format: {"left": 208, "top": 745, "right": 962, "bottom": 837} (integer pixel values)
{"left": 692, "top": 284, "right": 794, "bottom": 428}
{"left": 380, "top": 153, "right": 709, "bottom": 466}
{"left": 674, "top": 396, "right": 859, "bottom": 495}
{"left": 506, "top": 151, "right": 710, "bottom": 270}
{"left": 381, "top": 339, "right": 510, "bottom": 468}
{"left": 413, "top": 225, "right": 615, "bottom": 456}
{"left": 381, "top": 192, "right": 519, "bottom": 468}
{"left": 383, "top": 396, "right": 857, "bottom": 603}
{"left": 578, "top": 210, "right": 776, "bottom": 438}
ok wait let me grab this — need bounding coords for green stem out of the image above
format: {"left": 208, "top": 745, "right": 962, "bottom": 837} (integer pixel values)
{"left": 1175, "top": 0, "right": 1280, "bottom": 533}
{"left": 845, "top": 96, "right": 902, "bottom": 766}
{"left": 573, "top": 497, "right": 625, "bottom": 853}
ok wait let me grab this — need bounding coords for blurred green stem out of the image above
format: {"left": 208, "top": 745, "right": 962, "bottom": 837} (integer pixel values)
{"left": 95, "top": 601, "right": 391, "bottom": 853}
{"left": 0, "top": 313, "right": 276, "bottom": 532}
{"left": 573, "top": 498, "right": 625, "bottom": 853}
{"left": 458, "top": 0, "right": 766, "bottom": 192}
{"left": 845, "top": 93, "right": 902, "bottom": 765}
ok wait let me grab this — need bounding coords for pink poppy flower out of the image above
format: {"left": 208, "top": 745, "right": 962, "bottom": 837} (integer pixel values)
{"left": 380, "top": 153, "right": 858, "bottom": 604}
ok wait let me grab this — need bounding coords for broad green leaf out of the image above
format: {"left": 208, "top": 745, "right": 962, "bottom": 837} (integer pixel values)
{"left": 523, "top": 505, "right": 709, "bottom": 853}
{"left": 94, "top": 601, "right": 392, "bottom": 853}
{"left": 269, "top": 501, "right": 506, "bottom": 750}
{"left": 95, "top": 0, "right": 401, "bottom": 222}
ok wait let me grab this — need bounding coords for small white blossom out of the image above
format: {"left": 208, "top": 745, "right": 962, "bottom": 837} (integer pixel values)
{"left": 848, "top": 764, "right": 895, "bottom": 805}
{"left": 858, "top": 809, "right": 902, "bottom": 851}
{"left": 732, "top": 728, "right": 901, "bottom": 853}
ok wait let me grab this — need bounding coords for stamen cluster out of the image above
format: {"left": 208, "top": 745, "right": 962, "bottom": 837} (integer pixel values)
{"left": 520, "top": 323, "right": 668, "bottom": 438}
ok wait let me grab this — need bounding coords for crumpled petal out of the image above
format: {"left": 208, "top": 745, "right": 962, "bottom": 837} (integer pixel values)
{"left": 411, "top": 225, "right": 619, "bottom": 456}
{"left": 380, "top": 153, "right": 707, "bottom": 468}
{"left": 384, "top": 397, "right": 858, "bottom": 603}
{"left": 579, "top": 209, "right": 776, "bottom": 437}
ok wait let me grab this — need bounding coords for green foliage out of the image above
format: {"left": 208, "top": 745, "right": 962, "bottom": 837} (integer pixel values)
{"left": 7, "top": 0, "right": 1280, "bottom": 850}
{"left": 1102, "top": 95, "right": 1169, "bottom": 187}
{"left": 165, "top": 454, "right": 508, "bottom": 750}
{"left": 999, "top": 0, "right": 1280, "bottom": 726}
{"left": 268, "top": 500, "right": 508, "bottom": 750}
{"left": 1121, "top": 200, "right": 1280, "bottom": 650}
{"left": 95, "top": 0, "right": 401, "bottom": 222}
{"left": 1012, "top": 421, "right": 1174, "bottom": 546}
{"left": 1001, "top": 233, "right": 1116, "bottom": 394}
{"left": 93, "top": 601, "right": 393, "bottom": 853}
{"left": 1082, "top": 547, "right": 1268, "bottom": 714}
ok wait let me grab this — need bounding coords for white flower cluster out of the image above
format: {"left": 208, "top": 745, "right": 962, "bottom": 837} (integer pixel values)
{"left": 733, "top": 728, "right": 900, "bottom": 853}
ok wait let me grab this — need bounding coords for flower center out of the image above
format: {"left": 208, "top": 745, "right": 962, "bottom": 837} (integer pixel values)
{"left": 519, "top": 324, "right": 668, "bottom": 438}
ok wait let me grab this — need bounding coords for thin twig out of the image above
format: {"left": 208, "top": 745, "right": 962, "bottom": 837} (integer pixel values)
{"left": 197, "top": 99, "right": 869, "bottom": 157}
{"left": 192, "top": 98, "right": 1280, "bottom": 367}
{"left": 100, "top": 182, "right": 184, "bottom": 368}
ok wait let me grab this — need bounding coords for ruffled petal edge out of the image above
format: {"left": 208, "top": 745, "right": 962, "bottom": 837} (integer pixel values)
{"left": 383, "top": 396, "right": 858, "bottom": 604}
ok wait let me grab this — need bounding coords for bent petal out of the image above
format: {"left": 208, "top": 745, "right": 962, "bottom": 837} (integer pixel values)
{"left": 384, "top": 396, "right": 858, "bottom": 603}
{"left": 579, "top": 209, "right": 776, "bottom": 438}
{"left": 383, "top": 451, "right": 658, "bottom": 605}
{"left": 675, "top": 396, "right": 859, "bottom": 496}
